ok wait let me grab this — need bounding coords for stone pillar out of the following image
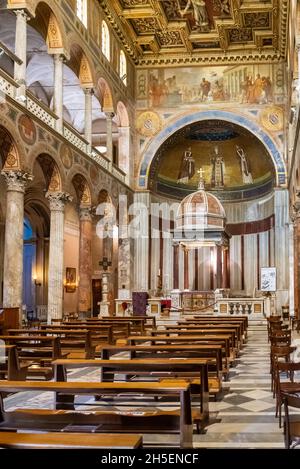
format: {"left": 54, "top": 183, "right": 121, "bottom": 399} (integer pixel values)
{"left": 173, "top": 243, "right": 179, "bottom": 290}
{"left": 222, "top": 247, "right": 229, "bottom": 289}
{"left": 78, "top": 207, "right": 93, "bottom": 315}
{"left": 293, "top": 201, "right": 300, "bottom": 319}
{"left": 118, "top": 196, "right": 131, "bottom": 297}
{"left": 133, "top": 192, "right": 150, "bottom": 291}
{"left": 274, "top": 189, "right": 290, "bottom": 313}
{"left": 46, "top": 192, "right": 72, "bottom": 322}
{"left": 84, "top": 88, "right": 93, "bottom": 151}
{"left": 14, "top": 9, "right": 29, "bottom": 100}
{"left": 1, "top": 170, "right": 33, "bottom": 308}
{"left": 99, "top": 272, "right": 110, "bottom": 316}
{"left": 184, "top": 248, "right": 189, "bottom": 290}
{"left": 53, "top": 54, "right": 65, "bottom": 133}
{"left": 118, "top": 126, "right": 130, "bottom": 184}
{"left": 105, "top": 112, "right": 114, "bottom": 169}
{"left": 216, "top": 244, "right": 222, "bottom": 289}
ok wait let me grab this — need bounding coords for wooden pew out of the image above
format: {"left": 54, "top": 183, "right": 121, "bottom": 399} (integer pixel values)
{"left": 7, "top": 329, "right": 100, "bottom": 358}
{"left": 52, "top": 357, "right": 209, "bottom": 428}
{"left": 151, "top": 328, "right": 238, "bottom": 352}
{"left": 127, "top": 334, "right": 232, "bottom": 378}
{"left": 100, "top": 344, "right": 223, "bottom": 398}
{"left": 169, "top": 323, "right": 244, "bottom": 345}
{"left": 37, "top": 325, "right": 113, "bottom": 345}
{"left": 0, "top": 432, "right": 143, "bottom": 449}
{"left": 0, "top": 345, "right": 29, "bottom": 380}
{"left": 59, "top": 321, "right": 131, "bottom": 340}
{"left": 177, "top": 318, "right": 247, "bottom": 342}
{"left": 0, "top": 380, "right": 193, "bottom": 448}
{"left": 0, "top": 335, "right": 64, "bottom": 380}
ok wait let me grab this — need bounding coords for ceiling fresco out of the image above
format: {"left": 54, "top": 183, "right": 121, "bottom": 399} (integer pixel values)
{"left": 148, "top": 120, "right": 275, "bottom": 199}
{"left": 99, "top": 0, "right": 289, "bottom": 66}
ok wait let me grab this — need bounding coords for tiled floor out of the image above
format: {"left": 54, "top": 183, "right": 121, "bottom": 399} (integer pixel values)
{"left": 3, "top": 320, "right": 300, "bottom": 448}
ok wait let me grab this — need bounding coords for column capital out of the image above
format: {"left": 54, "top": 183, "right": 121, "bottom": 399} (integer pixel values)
{"left": 105, "top": 112, "right": 115, "bottom": 120}
{"left": 53, "top": 53, "right": 67, "bottom": 63}
{"left": 1, "top": 170, "right": 33, "bottom": 192}
{"left": 46, "top": 191, "right": 72, "bottom": 211}
{"left": 14, "top": 9, "right": 31, "bottom": 21}
{"left": 83, "top": 87, "right": 94, "bottom": 96}
{"left": 79, "top": 206, "right": 93, "bottom": 221}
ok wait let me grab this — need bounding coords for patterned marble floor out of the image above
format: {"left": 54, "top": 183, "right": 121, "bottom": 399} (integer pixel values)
{"left": 3, "top": 320, "right": 300, "bottom": 448}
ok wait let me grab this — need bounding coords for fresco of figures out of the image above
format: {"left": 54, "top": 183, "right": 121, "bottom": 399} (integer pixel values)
{"left": 137, "top": 63, "right": 285, "bottom": 109}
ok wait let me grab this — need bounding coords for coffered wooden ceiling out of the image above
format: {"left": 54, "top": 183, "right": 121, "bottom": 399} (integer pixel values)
{"left": 98, "top": 0, "right": 289, "bottom": 66}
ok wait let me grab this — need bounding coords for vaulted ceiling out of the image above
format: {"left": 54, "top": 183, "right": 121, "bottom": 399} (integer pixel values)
{"left": 99, "top": 0, "right": 289, "bottom": 66}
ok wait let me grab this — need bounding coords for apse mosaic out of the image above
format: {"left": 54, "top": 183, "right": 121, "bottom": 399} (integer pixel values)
{"left": 137, "top": 63, "right": 285, "bottom": 109}
{"left": 148, "top": 120, "right": 275, "bottom": 199}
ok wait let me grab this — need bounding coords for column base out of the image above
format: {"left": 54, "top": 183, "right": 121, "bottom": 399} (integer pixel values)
{"left": 98, "top": 301, "right": 111, "bottom": 316}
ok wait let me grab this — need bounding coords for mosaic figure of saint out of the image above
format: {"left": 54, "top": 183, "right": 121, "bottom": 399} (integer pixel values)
{"left": 177, "top": 147, "right": 195, "bottom": 184}
{"left": 211, "top": 145, "right": 225, "bottom": 189}
{"left": 236, "top": 145, "right": 253, "bottom": 184}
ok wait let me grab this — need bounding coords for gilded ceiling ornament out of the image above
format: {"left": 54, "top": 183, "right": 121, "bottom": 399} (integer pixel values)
{"left": 136, "top": 111, "right": 162, "bottom": 137}
{"left": 260, "top": 106, "right": 284, "bottom": 133}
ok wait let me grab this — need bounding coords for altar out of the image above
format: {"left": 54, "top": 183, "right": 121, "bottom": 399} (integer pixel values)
{"left": 216, "top": 297, "right": 268, "bottom": 319}
{"left": 115, "top": 298, "right": 162, "bottom": 315}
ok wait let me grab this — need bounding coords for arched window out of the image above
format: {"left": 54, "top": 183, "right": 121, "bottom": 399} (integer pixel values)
{"left": 102, "top": 21, "right": 110, "bottom": 61}
{"left": 76, "top": 0, "right": 87, "bottom": 27}
{"left": 119, "top": 50, "right": 127, "bottom": 85}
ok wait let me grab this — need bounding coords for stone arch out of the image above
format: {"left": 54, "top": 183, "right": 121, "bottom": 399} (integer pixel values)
{"left": 31, "top": 1, "right": 68, "bottom": 54}
{"left": 0, "top": 125, "right": 23, "bottom": 171}
{"left": 68, "top": 41, "right": 95, "bottom": 87}
{"left": 97, "top": 77, "right": 114, "bottom": 112}
{"left": 71, "top": 173, "right": 92, "bottom": 207}
{"left": 116, "top": 101, "right": 130, "bottom": 127}
{"left": 27, "top": 143, "right": 66, "bottom": 189}
{"left": 138, "top": 110, "right": 287, "bottom": 189}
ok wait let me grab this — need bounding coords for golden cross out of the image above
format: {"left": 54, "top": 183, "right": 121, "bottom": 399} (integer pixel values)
{"left": 198, "top": 167, "right": 205, "bottom": 179}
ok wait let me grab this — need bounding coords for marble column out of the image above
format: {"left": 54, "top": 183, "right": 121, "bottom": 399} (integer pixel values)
{"left": 118, "top": 126, "right": 130, "bottom": 184}
{"left": 14, "top": 9, "right": 29, "bottom": 99}
{"left": 173, "top": 243, "right": 179, "bottom": 290}
{"left": 84, "top": 88, "right": 93, "bottom": 151}
{"left": 105, "top": 112, "right": 114, "bottom": 169}
{"left": 1, "top": 170, "right": 33, "bottom": 308}
{"left": 118, "top": 196, "right": 131, "bottom": 297}
{"left": 274, "top": 189, "right": 290, "bottom": 313}
{"left": 184, "top": 248, "right": 189, "bottom": 290}
{"left": 216, "top": 245, "right": 222, "bottom": 289}
{"left": 293, "top": 201, "right": 300, "bottom": 318}
{"left": 78, "top": 207, "right": 92, "bottom": 314}
{"left": 46, "top": 191, "right": 72, "bottom": 322}
{"left": 133, "top": 192, "right": 150, "bottom": 291}
{"left": 53, "top": 54, "right": 65, "bottom": 133}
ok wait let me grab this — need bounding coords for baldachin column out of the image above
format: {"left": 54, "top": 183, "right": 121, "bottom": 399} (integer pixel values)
{"left": 1, "top": 170, "right": 33, "bottom": 308}
{"left": 46, "top": 191, "right": 72, "bottom": 322}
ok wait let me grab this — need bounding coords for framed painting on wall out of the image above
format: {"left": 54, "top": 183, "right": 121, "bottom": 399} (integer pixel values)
{"left": 65, "top": 267, "right": 77, "bottom": 293}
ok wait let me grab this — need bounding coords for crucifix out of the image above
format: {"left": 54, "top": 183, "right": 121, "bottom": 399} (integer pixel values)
{"left": 99, "top": 257, "right": 112, "bottom": 271}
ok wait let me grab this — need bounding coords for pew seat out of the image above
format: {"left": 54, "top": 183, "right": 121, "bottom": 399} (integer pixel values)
{"left": 0, "top": 431, "right": 143, "bottom": 449}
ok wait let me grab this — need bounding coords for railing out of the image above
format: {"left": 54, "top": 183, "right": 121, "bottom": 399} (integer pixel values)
{"left": 112, "top": 164, "right": 126, "bottom": 183}
{"left": 0, "top": 69, "right": 129, "bottom": 186}
{"left": 90, "top": 148, "right": 110, "bottom": 171}
{"left": 0, "top": 69, "right": 17, "bottom": 99}
{"left": 63, "top": 123, "right": 87, "bottom": 154}
{"left": 26, "top": 93, "right": 57, "bottom": 130}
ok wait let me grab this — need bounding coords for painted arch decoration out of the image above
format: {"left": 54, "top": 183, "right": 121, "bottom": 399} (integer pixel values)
{"left": 138, "top": 110, "right": 286, "bottom": 189}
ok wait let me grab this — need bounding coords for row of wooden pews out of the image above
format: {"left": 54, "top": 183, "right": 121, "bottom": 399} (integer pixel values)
{"left": 0, "top": 313, "right": 248, "bottom": 448}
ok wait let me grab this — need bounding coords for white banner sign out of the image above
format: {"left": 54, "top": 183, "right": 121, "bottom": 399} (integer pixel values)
{"left": 261, "top": 267, "right": 276, "bottom": 292}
